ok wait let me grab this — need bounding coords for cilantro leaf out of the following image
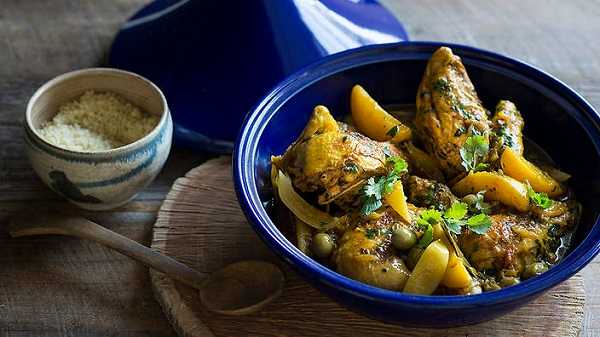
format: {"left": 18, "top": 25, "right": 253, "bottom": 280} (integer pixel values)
{"left": 444, "top": 201, "right": 468, "bottom": 220}
{"left": 386, "top": 125, "right": 399, "bottom": 137}
{"left": 382, "top": 176, "right": 397, "bottom": 195}
{"left": 365, "top": 228, "right": 379, "bottom": 239}
{"left": 466, "top": 213, "right": 492, "bottom": 234}
{"left": 527, "top": 184, "right": 553, "bottom": 209}
{"left": 445, "top": 218, "right": 464, "bottom": 235}
{"left": 442, "top": 202, "right": 468, "bottom": 234}
{"left": 417, "top": 209, "right": 442, "bottom": 227}
{"left": 361, "top": 195, "right": 382, "bottom": 215}
{"left": 363, "top": 177, "right": 382, "bottom": 199}
{"left": 460, "top": 135, "right": 489, "bottom": 172}
{"left": 417, "top": 223, "right": 433, "bottom": 248}
{"left": 387, "top": 156, "right": 408, "bottom": 175}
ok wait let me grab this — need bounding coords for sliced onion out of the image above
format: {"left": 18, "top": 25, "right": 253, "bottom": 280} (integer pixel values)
{"left": 277, "top": 170, "right": 339, "bottom": 230}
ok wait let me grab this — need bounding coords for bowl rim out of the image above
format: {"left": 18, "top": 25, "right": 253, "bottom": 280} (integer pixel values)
{"left": 234, "top": 41, "right": 600, "bottom": 307}
{"left": 25, "top": 67, "right": 169, "bottom": 157}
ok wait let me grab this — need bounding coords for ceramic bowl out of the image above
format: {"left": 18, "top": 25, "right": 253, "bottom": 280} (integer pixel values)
{"left": 25, "top": 68, "right": 172, "bottom": 210}
{"left": 234, "top": 42, "right": 600, "bottom": 327}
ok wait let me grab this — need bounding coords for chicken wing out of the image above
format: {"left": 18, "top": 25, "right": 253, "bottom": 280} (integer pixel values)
{"left": 415, "top": 47, "right": 491, "bottom": 178}
{"left": 276, "top": 105, "right": 404, "bottom": 207}
{"left": 334, "top": 207, "right": 421, "bottom": 290}
{"left": 489, "top": 100, "right": 525, "bottom": 165}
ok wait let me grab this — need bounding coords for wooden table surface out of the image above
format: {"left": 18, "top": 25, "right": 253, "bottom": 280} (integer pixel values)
{"left": 0, "top": 1, "right": 598, "bottom": 336}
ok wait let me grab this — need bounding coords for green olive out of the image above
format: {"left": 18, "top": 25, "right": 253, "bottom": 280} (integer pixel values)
{"left": 406, "top": 246, "right": 424, "bottom": 270}
{"left": 523, "top": 262, "right": 548, "bottom": 279}
{"left": 462, "top": 194, "right": 478, "bottom": 205}
{"left": 312, "top": 233, "right": 334, "bottom": 258}
{"left": 392, "top": 227, "right": 417, "bottom": 251}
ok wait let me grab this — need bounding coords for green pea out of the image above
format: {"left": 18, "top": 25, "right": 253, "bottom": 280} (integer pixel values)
{"left": 462, "top": 194, "right": 478, "bottom": 205}
{"left": 312, "top": 233, "right": 334, "bottom": 258}
{"left": 523, "top": 262, "right": 548, "bottom": 279}
{"left": 406, "top": 246, "right": 424, "bottom": 270}
{"left": 392, "top": 227, "right": 417, "bottom": 251}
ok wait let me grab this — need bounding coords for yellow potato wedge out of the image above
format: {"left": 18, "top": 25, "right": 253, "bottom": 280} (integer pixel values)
{"left": 501, "top": 147, "right": 564, "bottom": 197}
{"left": 384, "top": 181, "right": 411, "bottom": 223}
{"left": 350, "top": 84, "right": 411, "bottom": 142}
{"left": 441, "top": 252, "right": 472, "bottom": 288}
{"left": 452, "top": 171, "right": 529, "bottom": 212}
{"left": 429, "top": 227, "right": 472, "bottom": 289}
{"left": 403, "top": 240, "right": 449, "bottom": 295}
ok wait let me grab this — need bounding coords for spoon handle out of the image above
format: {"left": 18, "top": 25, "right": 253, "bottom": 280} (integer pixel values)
{"left": 8, "top": 213, "right": 206, "bottom": 290}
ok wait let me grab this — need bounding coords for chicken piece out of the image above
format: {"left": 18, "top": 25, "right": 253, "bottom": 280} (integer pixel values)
{"left": 277, "top": 105, "right": 404, "bottom": 207}
{"left": 459, "top": 214, "right": 528, "bottom": 274}
{"left": 334, "top": 207, "right": 421, "bottom": 290}
{"left": 458, "top": 204, "right": 576, "bottom": 283}
{"left": 415, "top": 47, "right": 491, "bottom": 178}
{"left": 489, "top": 100, "right": 525, "bottom": 165}
{"left": 406, "top": 175, "right": 458, "bottom": 210}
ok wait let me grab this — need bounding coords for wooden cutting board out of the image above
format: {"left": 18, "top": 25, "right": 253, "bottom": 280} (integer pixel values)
{"left": 150, "top": 157, "right": 584, "bottom": 337}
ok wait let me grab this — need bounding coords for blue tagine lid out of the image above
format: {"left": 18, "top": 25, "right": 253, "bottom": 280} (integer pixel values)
{"left": 109, "top": 0, "right": 408, "bottom": 153}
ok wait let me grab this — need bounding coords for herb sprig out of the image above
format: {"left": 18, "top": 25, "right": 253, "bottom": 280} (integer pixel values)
{"left": 527, "top": 184, "right": 553, "bottom": 209}
{"left": 416, "top": 209, "right": 441, "bottom": 247}
{"left": 360, "top": 156, "right": 408, "bottom": 216}
{"left": 415, "top": 200, "right": 492, "bottom": 248}
{"left": 460, "top": 135, "right": 489, "bottom": 172}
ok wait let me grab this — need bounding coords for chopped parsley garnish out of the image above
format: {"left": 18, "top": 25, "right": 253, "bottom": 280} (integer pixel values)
{"left": 460, "top": 135, "right": 489, "bottom": 172}
{"left": 466, "top": 213, "right": 492, "bottom": 234}
{"left": 343, "top": 162, "right": 359, "bottom": 174}
{"left": 432, "top": 78, "right": 450, "bottom": 93}
{"left": 365, "top": 228, "right": 379, "bottom": 239}
{"left": 496, "top": 125, "right": 515, "bottom": 149}
{"left": 365, "top": 227, "right": 391, "bottom": 239}
{"left": 360, "top": 157, "right": 408, "bottom": 216}
{"left": 527, "top": 184, "right": 553, "bottom": 209}
{"left": 386, "top": 125, "right": 399, "bottom": 137}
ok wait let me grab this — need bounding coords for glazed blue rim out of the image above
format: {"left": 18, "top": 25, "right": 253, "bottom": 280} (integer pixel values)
{"left": 234, "top": 41, "right": 600, "bottom": 307}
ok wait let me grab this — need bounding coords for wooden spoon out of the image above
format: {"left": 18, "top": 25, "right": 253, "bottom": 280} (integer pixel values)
{"left": 8, "top": 213, "right": 284, "bottom": 315}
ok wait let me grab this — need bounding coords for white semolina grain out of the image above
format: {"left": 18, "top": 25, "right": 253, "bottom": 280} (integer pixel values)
{"left": 38, "top": 90, "right": 160, "bottom": 152}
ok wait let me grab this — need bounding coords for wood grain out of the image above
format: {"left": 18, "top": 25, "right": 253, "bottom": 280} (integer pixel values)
{"left": 1, "top": 0, "right": 600, "bottom": 336}
{"left": 151, "top": 157, "right": 584, "bottom": 337}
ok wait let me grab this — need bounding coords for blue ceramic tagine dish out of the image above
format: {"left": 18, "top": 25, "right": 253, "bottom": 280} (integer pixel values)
{"left": 109, "top": 0, "right": 408, "bottom": 152}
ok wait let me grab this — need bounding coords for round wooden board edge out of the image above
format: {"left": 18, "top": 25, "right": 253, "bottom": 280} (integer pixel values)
{"left": 149, "top": 156, "right": 585, "bottom": 337}
{"left": 151, "top": 156, "right": 232, "bottom": 337}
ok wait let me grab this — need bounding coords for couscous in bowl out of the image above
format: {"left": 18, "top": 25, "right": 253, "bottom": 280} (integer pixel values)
{"left": 25, "top": 68, "right": 172, "bottom": 210}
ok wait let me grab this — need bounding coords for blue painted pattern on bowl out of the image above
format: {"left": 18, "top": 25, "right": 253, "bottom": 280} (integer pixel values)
{"left": 25, "top": 68, "right": 172, "bottom": 210}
